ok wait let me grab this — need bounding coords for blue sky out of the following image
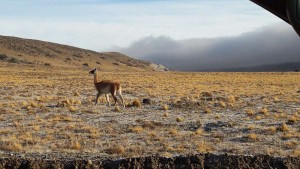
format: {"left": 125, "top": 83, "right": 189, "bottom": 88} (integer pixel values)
{"left": 0, "top": 0, "right": 284, "bottom": 51}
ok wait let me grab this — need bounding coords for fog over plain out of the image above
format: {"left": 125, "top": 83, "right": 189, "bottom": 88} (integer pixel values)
{"left": 118, "top": 23, "right": 300, "bottom": 71}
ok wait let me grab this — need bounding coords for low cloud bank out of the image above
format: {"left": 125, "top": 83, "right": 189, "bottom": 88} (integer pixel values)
{"left": 117, "top": 23, "right": 300, "bottom": 71}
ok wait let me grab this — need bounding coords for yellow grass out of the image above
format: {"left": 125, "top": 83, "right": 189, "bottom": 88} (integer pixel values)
{"left": 131, "top": 99, "right": 141, "bottom": 107}
{"left": 176, "top": 117, "right": 184, "bottom": 122}
{"left": 114, "top": 106, "right": 121, "bottom": 112}
{"left": 246, "top": 109, "right": 255, "bottom": 116}
{"left": 277, "top": 123, "right": 289, "bottom": 132}
{"left": 0, "top": 141, "right": 23, "bottom": 152}
{"left": 163, "top": 112, "right": 169, "bottom": 117}
{"left": 169, "top": 128, "right": 178, "bottom": 135}
{"left": 0, "top": 64, "right": 299, "bottom": 158}
{"left": 68, "top": 106, "right": 78, "bottom": 113}
{"left": 259, "top": 107, "right": 269, "bottom": 116}
{"left": 162, "top": 104, "right": 169, "bottom": 110}
{"left": 195, "top": 129, "right": 203, "bottom": 135}
{"left": 197, "top": 142, "right": 213, "bottom": 152}
{"left": 70, "top": 140, "right": 81, "bottom": 150}
{"left": 204, "top": 108, "right": 212, "bottom": 114}
{"left": 131, "top": 126, "right": 144, "bottom": 133}
{"left": 247, "top": 133, "right": 258, "bottom": 141}
{"left": 291, "top": 149, "right": 300, "bottom": 157}
{"left": 106, "top": 144, "right": 125, "bottom": 155}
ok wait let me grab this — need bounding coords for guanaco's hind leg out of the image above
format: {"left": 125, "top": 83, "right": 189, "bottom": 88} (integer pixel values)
{"left": 117, "top": 90, "right": 125, "bottom": 108}
{"left": 105, "top": 94, "right": 111, "bottom": 106}
{"left": 111, "top": 91, "right": 118, "bottom": 106}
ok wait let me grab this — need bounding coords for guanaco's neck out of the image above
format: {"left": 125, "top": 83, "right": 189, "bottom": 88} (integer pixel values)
{"left": 93, "top": 72, "right": 99, "bottom": 84}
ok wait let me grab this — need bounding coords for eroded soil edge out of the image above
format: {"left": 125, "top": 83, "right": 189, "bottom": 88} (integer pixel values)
{"left": 0, "top": 153, "right": 299, "bottom": 169}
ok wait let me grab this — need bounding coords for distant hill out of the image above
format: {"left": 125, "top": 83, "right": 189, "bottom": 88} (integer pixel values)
{"left": 0, "top": 35, "right": 168, "bottom": 71}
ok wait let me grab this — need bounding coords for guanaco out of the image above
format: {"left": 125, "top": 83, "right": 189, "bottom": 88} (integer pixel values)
{"left": 89, "top": 68, "right": 125, "bottom": 108}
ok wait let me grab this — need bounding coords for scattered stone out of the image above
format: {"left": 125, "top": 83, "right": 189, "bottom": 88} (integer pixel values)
{"left": 142, "top": 98, "right": 153, "bottom": 105}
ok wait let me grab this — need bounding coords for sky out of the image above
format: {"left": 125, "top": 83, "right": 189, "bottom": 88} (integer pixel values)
{"left": 0, "top": 0, "right": 299, "bottom": 70}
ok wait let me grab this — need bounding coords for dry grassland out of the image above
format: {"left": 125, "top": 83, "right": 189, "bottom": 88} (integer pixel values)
{"left": 0, "top": 64, "right": 299, "bottom": 159}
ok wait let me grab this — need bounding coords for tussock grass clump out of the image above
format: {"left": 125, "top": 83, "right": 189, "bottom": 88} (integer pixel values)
{"left": 82, "top": 126, "right": 99, "bottom": 135}
{"left": 273, "top": 97, "right": 280, "bottom": 102}
{"left": 197, "top": 141, "right": 213, "bottom": 152}
{"left": 21, "top": 101, "right": 28, "bottom": 107}
{"left": 66, "top": 98, "right": 81, "bottom": 105}
{"left": 114, "top": 106, "right": 121, "bottom": 112}
{"left": 176, "top": 117, "right": 184, "bottom": 122}
{"left": 130, "top": 126, "right": 144, "bottom": 133}
{"left": 57, "top": 99, "right": 71, "bottom": 107}
{"left": 35, "top": 96, "right": 48, "bottom": 102}
{"left": 0, "top": 128, "right": 11, "bottom": 135}
{"left": 284, "top": 140, "right": 298, "bottom": 149}
{"left": 106, "top": 144, "right": 125, "bottom": 155}
{"left": 291, "top": 149, "right": 300, "bottom": 157}
{"left": 227, "top": 95, "right": 236, "bottom": 103}
{"left": 30, "top": 101, "right": 38, "bottom": 108}
{"left": 279, "top": 113, "right": 287, "bottom": 118}
{"left": 287, "top": 115, "right": 297, "bottom": 125}
{"left": 161, "top": 152, "right": 173, "bottom": 158}
{"left": 215, "top": 114, "right": 221, "bottom": 119}
{"left": 163, "top": 112, "right": 169, "bottom": 117}
{"left": 66, "top": 124, "right": 76, "bottom": 130}
{"left": 282, "top": 133, "right": 295, "bottom": 140}
{"left": 255, "top": 115, "right": 262, "bottom": 120}
{"left": 51, "top": 114, "right": 73, "bottom": 122}
{"left": 247, "top": 133, "right": 258, "bottom": 141}
{"left": 227, "top": 103, "right": 234, "bottom": 107}
{"left": 259, "top": 107, "right": 269, "bottom": 116}
{"left": 147, "top": 131, "right": 157, "bottom": 138}
{"left": 274, "top": 113, "right": 280, "bottom": 119}
{"left": 0, "top": 141, "right": 23, "bottom": 152}
{"left": 68, "top": 106, "right": 78, "bottom": 113}
{"left": 69, "top": 98, "right": 76, "bottom": 104}
{"left": 219, "top": 101, "right": 226, "bottom": 108}
{"left": 74, "top": 91, "right": 80, "bottom": 96}
{"left": 13, "top": 121, "right": 21, "bottom": 128}
{"left": 204, "top": 108, "right": 212, "bottom": 114}
{"left": 195, "top": 129, "right": 203, "bottom": 135}
{"left": 266, "top": 127, "right": 276, "bottom": 134}
{"left": 19, "top": 132, "right": 35, "bottom": 145}
{"left": 169, "top": 128, "right": 178, "bottom": 135}
{"left": 27, "top": 110, "right": 35, "bottom": 115}
{"left": 33, "top": 125, "right": 40, "bottom": 131}
{"left": 277, "top": 123, "right": 289, "bottom": 132}
{"left": 131, "top": 99, "right": 141, "bottom": 107}
{"left": 247, "top": 125, "right": 254, "bottom": 130}
{"left": 70, "top": 140, "right": 81, "bottom": 150}
{"left": 246, "top": 109, "right": 255, "bottom": 116}
{"left": 162, "top": 104, "right": 169, "bottom": 110}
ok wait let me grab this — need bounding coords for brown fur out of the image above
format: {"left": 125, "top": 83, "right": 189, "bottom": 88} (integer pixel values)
{"left": 94, "top": 80, "right": 120, "bottom": 93}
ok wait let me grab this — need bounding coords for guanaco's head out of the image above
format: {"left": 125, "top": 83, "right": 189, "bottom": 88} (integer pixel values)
{"left": 89, "top": 68, "right": 97, "bottom": 74}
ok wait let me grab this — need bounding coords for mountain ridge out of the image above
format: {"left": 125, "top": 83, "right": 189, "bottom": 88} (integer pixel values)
{"left": 0, "top": 35, "right": 168, "bottom": 71}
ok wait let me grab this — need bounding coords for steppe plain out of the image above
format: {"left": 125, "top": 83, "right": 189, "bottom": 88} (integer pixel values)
{"left": 0, "top": 63, "right": 299, "bottom": 159}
